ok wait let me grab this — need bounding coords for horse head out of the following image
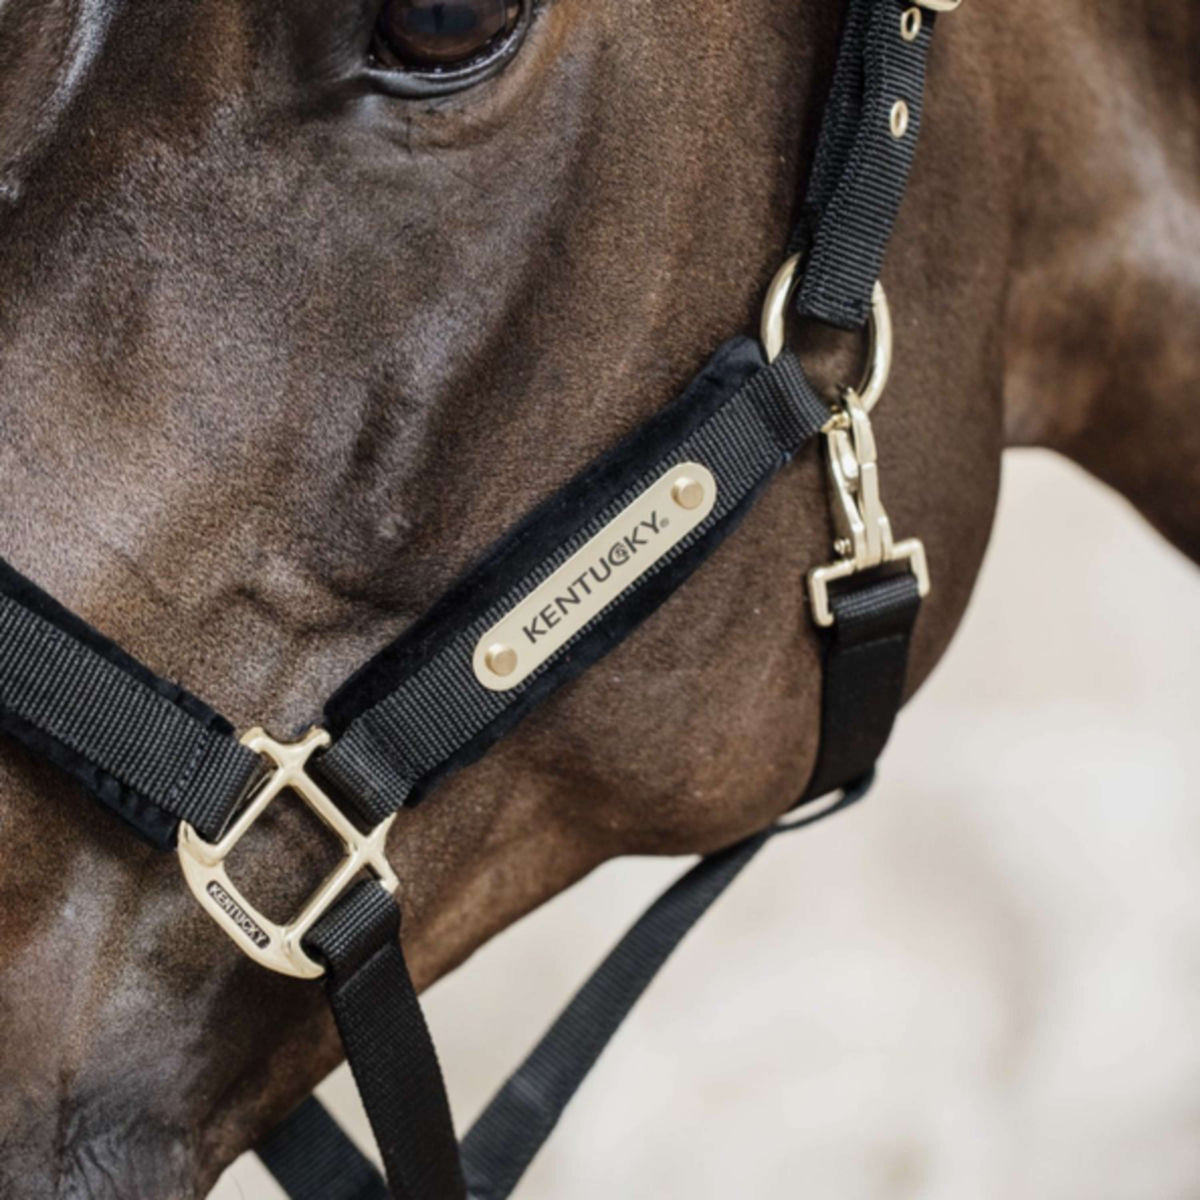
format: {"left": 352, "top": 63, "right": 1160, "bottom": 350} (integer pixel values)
{"left": 0, "top": 1, "right": 1196, "bottom": 1196}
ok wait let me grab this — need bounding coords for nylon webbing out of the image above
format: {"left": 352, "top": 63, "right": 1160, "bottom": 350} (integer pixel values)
{"left": 255, "top": 3, "right": 943, "bottom": 1194}
{"left": 259, "top": 779, "right": 873, "bottom": 1200}
{"left": 791, "top": 0, "right": 939, "bottom": 329}
{"left": 257, "top": 1097, "right": 389, "bottom": 1200}
{"left": 0, "top": 3, "right": 948, "bottom": 1198}
{"left": 0, "top": 570, "right": 259, "bottom": 847}
{"left": 313, "top": 347, "right": 829, "bottom": 826}
{"left": 302, "top": 882, "right": 467, "bottom": 1200}
{"left": 459, "top": 777, "right": 872, "bottom": 1199}
{"left": 802, "top": 574, "right": 922, "bottom": 801}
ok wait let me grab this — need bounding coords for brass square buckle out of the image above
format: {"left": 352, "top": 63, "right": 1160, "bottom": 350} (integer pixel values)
{"left": 178, "top": 726, "right": 397, "bottom": 979}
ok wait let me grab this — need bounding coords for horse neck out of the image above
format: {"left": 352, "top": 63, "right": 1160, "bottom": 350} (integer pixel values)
{"left": 999, "top": 0, "right": 1200, "bottom": 562}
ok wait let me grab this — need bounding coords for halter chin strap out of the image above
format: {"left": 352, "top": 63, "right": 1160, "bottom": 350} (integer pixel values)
{"left": 0, "top": 2, "right": 955, "bottom": 1197}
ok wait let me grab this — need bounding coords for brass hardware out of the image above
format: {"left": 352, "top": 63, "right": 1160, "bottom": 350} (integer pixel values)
{"left": 890, "top": 100, "right": 910, "bottom": 139}
{"left": 916, "top": 0, "right": 961, "bottom": 10}
{"left": 671, "top": 476, "right": 706, "bottom": 511}
{"left": 901, "top": 7, "right": 922, "bottom": 40}
{"left": 807, "top": 388, "right": 931, "bottom": 626}
{"left": 760, "top": 253, "right": 894, "bottom": 412}
{"left": 758, "top": 255, "right": 930, "bottom": 627}
{"left": 484, "top": 644, "right": 518, "bottom": 677}
{"left": 178, "top": 727, "right": 398, "bottom": 980}
{"left": 474, "top": 463, "right": 718, "bottom": 692}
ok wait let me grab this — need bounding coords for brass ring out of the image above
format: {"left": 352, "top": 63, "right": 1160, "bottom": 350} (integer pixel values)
{"left": 759, "top": 253, "right": 893, "bottom": 412}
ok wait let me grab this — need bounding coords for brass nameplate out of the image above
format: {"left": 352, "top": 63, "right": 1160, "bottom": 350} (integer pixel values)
{"left": 473, "top": 463, "right": 718, "bottom": 692}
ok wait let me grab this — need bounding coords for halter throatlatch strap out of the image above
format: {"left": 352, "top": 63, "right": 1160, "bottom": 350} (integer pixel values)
{"left": 778, "top": 0, "right": 949, "bottom": 795}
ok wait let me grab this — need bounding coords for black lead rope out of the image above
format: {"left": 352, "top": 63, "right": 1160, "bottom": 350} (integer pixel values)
{"left": 459, "top": 778, "right": 874, "bottom": 1200}
{"left": 0, "top": 2, "right": 948, "bottom": 1198}
{"left": 260, "top": 779, "right": 873, "bottom": 1200}
{"left": 257, "top": 1098, "right": 390, "bottom": 1200}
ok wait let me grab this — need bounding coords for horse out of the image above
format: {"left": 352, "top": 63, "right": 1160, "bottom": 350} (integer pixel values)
{"left": 1, "top": 0, "right": 1196, "bottom": 1196}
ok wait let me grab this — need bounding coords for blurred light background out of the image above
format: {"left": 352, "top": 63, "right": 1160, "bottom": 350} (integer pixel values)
{"left": 212, "top": 450, "right": 1200, "bottom": 1200}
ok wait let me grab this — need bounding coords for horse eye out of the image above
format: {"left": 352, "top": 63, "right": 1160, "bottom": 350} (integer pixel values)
{"left": 373, "top": 0, "right": 522, "bottom": 71}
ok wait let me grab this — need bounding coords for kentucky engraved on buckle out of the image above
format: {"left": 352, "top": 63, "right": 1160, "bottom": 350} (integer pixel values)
{"left": 178, "top": 726, "right": 398, "bottom": 980}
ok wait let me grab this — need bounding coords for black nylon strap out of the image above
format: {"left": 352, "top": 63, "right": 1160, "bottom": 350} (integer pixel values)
{"left": 313, "top": 343, "right": 830, "bottom": 827}
{"left": 801, "top": 573, "right": 921, "bottom": 802}
{"left": 254, "top": 6, "right": 940, "bottom": 1189}
{"left": 0, "top": 560, "right": 260, "bottom": 848}
{"left": 259, "top": 779, "right": 872, "bottom": 1200}
{"left": 460, "top": 777, "right": 872, "bottom": 1200}
{"left": 304, "top": 882, "right": 467, "bottom": 1200}
{"left": 259, "top": 1096, "right": 390, "bottom": 1200}
{"left": 791, "top": 0, "right": 938, "bottom": 329}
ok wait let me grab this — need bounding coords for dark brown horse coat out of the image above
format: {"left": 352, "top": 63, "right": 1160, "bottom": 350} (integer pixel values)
{"left": 0, "top": 2, "right": 1197, "bottom": 1196}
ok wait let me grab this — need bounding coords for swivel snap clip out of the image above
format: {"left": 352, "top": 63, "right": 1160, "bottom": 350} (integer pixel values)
{"left": 808, "top": 387, "right": 930, "bottom": 626}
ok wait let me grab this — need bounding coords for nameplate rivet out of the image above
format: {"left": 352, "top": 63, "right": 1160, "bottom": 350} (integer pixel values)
{"left": 484, "top": 644, "right": 519, "bottom": 677}
{"left": 671, "top": 476, "right": 706, "bottom": 511}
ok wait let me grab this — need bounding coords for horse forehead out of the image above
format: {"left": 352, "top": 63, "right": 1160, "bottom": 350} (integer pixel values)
{"left": 0, "top": 0, "right": 561, "bottom": 433}
{"left": 0, "top": 0, "right": 804, "bottom": 690}
{"left": 0, "top": 0, "right": 765, "bottom": 472}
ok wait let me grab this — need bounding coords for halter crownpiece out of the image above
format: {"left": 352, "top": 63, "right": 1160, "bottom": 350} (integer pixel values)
{"left": 0, "top": 1, "right": 957, "bottom": 1197}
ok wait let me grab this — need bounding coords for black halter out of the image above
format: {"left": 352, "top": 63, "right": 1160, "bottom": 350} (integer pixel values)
{"left": 0, "top": 1, "right": 956, "bottom": 1196}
